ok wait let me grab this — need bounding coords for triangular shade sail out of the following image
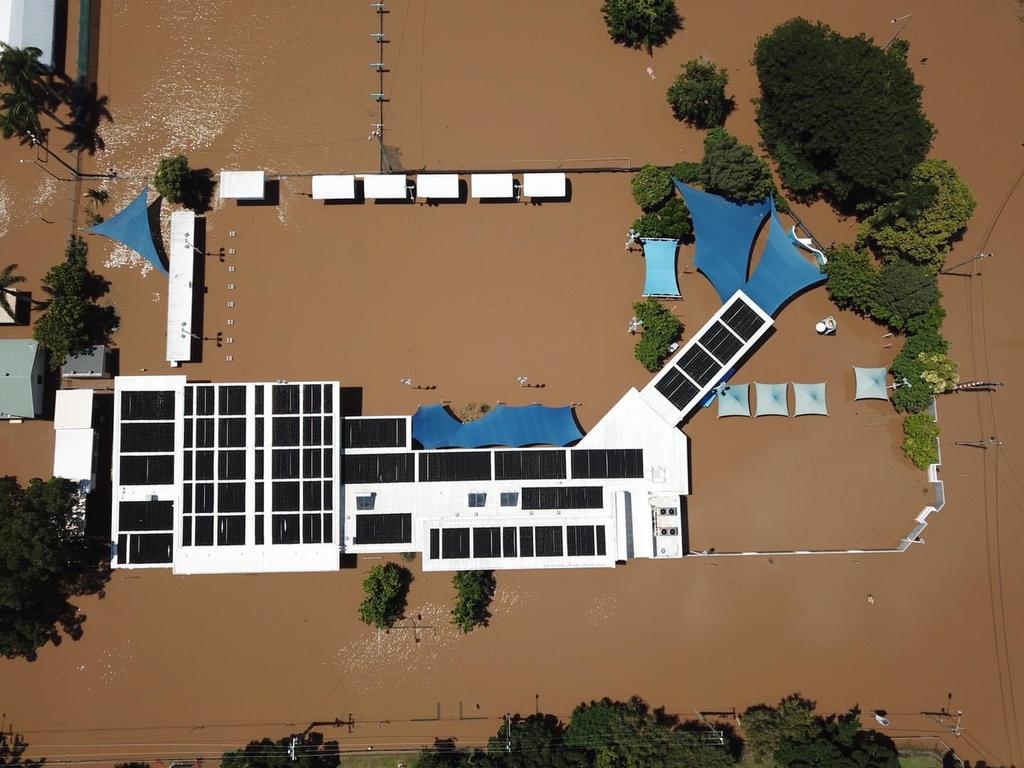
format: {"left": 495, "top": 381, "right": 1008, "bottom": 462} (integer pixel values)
{"left": 854, "top": 367, "right": 889, "bottom": 400}
{"left": 87, "top": 187, "right": 166, "bottom": 275}
{"left": 717, "top": 383, "right": 750, "bottom": 417}
{"left": 755, "top": 382, "right": 789, "bottom": 417}
{"left": 641, "top": 238, "right": 681, "bottom": 298}
{"left": 412, "top": 403, "right": 583, "bottom": 449}
{"left": 793, "top": 382, "right": 828, "bottom": 416}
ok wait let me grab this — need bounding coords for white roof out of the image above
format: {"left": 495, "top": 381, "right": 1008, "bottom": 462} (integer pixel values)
{"left": 523, "top": 172, "right": 566, "bottom": 198}
{"left": 311, "top": 175, "right": 356, "bottom": 200}
{"left": 219, "top": 171, "right": 265, "bottom": 199}
{"left": 471, "top": 173, "right": 515, "bottom": 198}
{"left": 0, "top": 0, "right": 56, "bottom": 67}
{"left": 415, "top": 174, "right": 460, "bottom": 199}
{"left": 165, "top": 210, "right": 197, "bottom": 363}
{"left": 54, "top": 389, "right": 94, "bottom": 430}
{"left": 53, "top": 428, "right": 94, "bottom": 490}
{"left": 362, "top": 174, "right": 408, "bottom": 199}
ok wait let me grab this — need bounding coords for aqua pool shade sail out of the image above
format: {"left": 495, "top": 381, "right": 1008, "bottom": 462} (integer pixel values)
{"left": 641, "top": 238, "right": 681, "bottom": 298}
{"left": 755, "top": 382, "right": 789, "bottom": 417}
{"left": 854, "top": 367, "right": 890, "bottom": 401}
{"left": 412, "top": 403, "right": 583, "bottom": 449}
{"left": 717, "top": 383, "right": 750, "bottom": 418}
{"left": 792, "top": 382, "right": 828, "bottom": 416}
{"left": 86, "top": 187, "right": 166, "bottom": 275}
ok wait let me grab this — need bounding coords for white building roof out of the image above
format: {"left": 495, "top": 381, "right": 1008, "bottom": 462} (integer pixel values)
{"left": 219, "top": 171, "right": 265, "bottom": 200}
{"left": 0, "top": 0, "right": 57, "bottom": 67}
{"left": 415, "top": 174, "right": 460, "bottom": 199}
{"left": 361, "top": 174, "right": 408, "bottom": 199}
{"left": 53, "top": 428, "right": 95, "bottom": 491}
{"left": 166, "top": 210, "right": 197, "bottom": 363}
{"left": 470, "top": 173, "right": 514, "bottom": 199}
{"left": 523, "top": 172, "right": 566, "bottom": 198}
{"left": 311, "top": 175, "right": 356, "bottom": 200}
{"left": 54, "top": 389, "right": 93, "bottom": 429}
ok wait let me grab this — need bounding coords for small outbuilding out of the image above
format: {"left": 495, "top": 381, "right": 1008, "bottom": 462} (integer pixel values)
{"left": 470, "top": 173, "right": 515, "bottom": 199}
{"left": 62, "top": 345, "right": 109, "bottom": 379}
{"left": 311, "top": 175, "right": 356, "bottom": 200}
{"left": 219, "top": 171, "right": 266, "bottom": 200}
{"left": 0, "top": 339, "right": 45, "bottom": 419}
{"left": 362, "top": 174, "right": 408, "bottom": 200}
{"left": 415, "top": 174, "right": 460, "bottom": 200}
{"left": 522, "top": 172, "right": 566, "bottom": 199}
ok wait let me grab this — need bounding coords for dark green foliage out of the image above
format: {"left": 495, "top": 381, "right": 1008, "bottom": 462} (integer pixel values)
{"left": 824, "top": 244, "right": 879, "bottom": 315}
{"left": 601, "top": 0, "right": 681, "bottom": 51}
{"left": 890, "top": 354, "right": 933, "bottom": 414}
{"left": 699, "top": 128, "right": 775, "bottom": 203}
{"left": 633, "top": 298, "right": 682, "bottom": 371}
{"left": 631, "top": 197, "right": 692, "bottom": 240}
{"left": 451, "top": 569, "right": 496, "bottom": 633}
{"left": 0, "top": 476, "right": 109, "bottom": 659}
{"left": 358, "top": 562, "right": 410, "bottom": 629}
{"left": 666, "top": 59, "right": 732, "bottom": 128}
{"left": 670, "top": 161, "right": 702, "bottom": 184}
{"left": 773, "top": 709, "right": 899, "bottom": 768}
{"left": 872, "top": 259, "right": 939, "bottom": 332}
{"left": 754, "top": 17, "right": 934, "bottom": 206}
{"left": 221, "top": 733, "right": 339, "bottom": 768}
{"left": 33, "top": 236, "right": 119, "bottom": 369}
{"left": 902, "top": 412, "right": 940, "bottom": 469}
{"left": 153, "top": 155, "right": 191, "bottom": 204}
{"left": 631, "top": 164, "right": 673, "bottom": 211}
{"left": 742, "top": 694, "right": 817, "bottom": 764}
{"left": 484, "top": 714, "right": 589, "bottom": 768}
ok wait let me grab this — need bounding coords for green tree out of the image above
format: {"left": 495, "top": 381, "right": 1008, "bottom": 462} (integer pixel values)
{"left": 483, "top": 714, "right": 589, "bottom": 768}
{"left": 742, "top": 694, "right": 817, "bottom": 764}
{"left": 33, "top": 236, "right": 119, "bottom": 370}
{"left": 666, "top": 59, "right": 732, "bottom": 128}
{"left": 633, "top": 298, "right": 682, "bottom": 371}
{"left": 918, "top": 352, "right": 959, "bottom": 394}
{"left": 902, "top": 412, "right": 940, "bottom": 470}
{"left": 871, "top": 259, "right": 939, "bottom": 332}
{"left": 631, "top": 197, "right": 692, "bottom": 240}
{"left": 221, "top": 733, "right": 340, "bottom": 768}
{"left": 0, "top": 262, "right": 26, "bottom": 319}
{"left": 601, "top": 0, "right": 681, "bottom": 51}
{"left": 0, "top": 476, "right": 108, "bottom": 660}
{"left": 774, "top": 709, "right": 899, "bottom": 768}
{"left": 670, "top": 161, "right": 702, "bottom": 184}
{"left": 631, "top": 164, "right": 673, "bottom": 211}
{"left": 860, "top": 159, "right": 977, "bottom": 271}
{"left": 357, "top": 562, "right": 409, "bottom": 629}
{"left": 754, "top": 18, "right": 934, "bottom": 206}
{"left": 890, "top": 354, "right": 933, "bottom": 414}
{"left": 451, "top": 569, "right": 496, "bottom": 633}
{"left": 823, "top": 244, "right": 879, "bottom": 316}
{"left": 699, "top": 128, "right": 775, "bottom": 203}
{"left": 153, "top": 155, "right": 192, "bottom": 204}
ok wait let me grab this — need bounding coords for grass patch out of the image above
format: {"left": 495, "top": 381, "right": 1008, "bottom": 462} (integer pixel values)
{"left": 898, "top": 757, "right": 942, "bottom": 768}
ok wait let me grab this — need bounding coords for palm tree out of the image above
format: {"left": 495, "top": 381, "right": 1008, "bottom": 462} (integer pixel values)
{"left": 0, "top": 263, "right": 26, "bottom": 320}
{"left": 0, "top": 88, "right": 45, "bottom": 139}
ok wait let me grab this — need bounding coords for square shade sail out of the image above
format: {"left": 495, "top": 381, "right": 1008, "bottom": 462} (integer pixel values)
{"left": 311, "top": 175, "right": 356, "bottom": 200}
{"left": 471, "top": 173, "right": 514, "bottom": 198}
{"left": 362, "top": 174, "right": 408, "bottom": 199}
{"left": 755, "top": 382, "right": 789, "bottom": 417}
{"left": 219, "top": 171, "right": 265, "bottom": 199}
{"left": 792, "top": 382, "right": 828, "bottom": 416}
{"left": 854, "top": 367, "right": 889, "bottom": 400}
{"left": 523, "top": 173, "right": 566, "bottom": 198}
{"left": 717, "top": 383, "right": 750, "bottom": 417}
{"left": 415, "top": 174, "right": 460, "bottom": 199}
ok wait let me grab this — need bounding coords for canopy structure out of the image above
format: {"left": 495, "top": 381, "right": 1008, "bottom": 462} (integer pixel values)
{"left": 471, "top": 173, "right": 515, "bottom": 199}
{"left": 523, "top": 172, "right": 566, "bottom": 198}
{"left": 165, "top": 210, "right": 196, "bottom": 363}
{"left": 87, "top": 187, "right": 166, "bottom": 275}
{"left": 311, "top": 175, "right": 356, "bottom": 200}
{"left": 363, "top": 174, "right": 408, "bottom": 199}
{"left": 641, "top": 238, "right": 681, "bottom": 298}
{"left": 412, "top": 403, "right": 583, "bottom": 449}
{"left": 854, "top": 367, "right": 889, "bottom": 400}
{"left": 415, "top": 174, "right": 460, "bottom": 199}
{"left": 755, "top": 382, "right": 789, "bottom": 417}
{"left": 219, "top": 171, "right": 265, "bottom": 200}
{"left": 717, "top": 383, "right": 750, "bottom": 417}
{"left": 743, "top": 199, "right": 827, "bottom": 315}
{"left": 792, "top": 382, "right": 828, "bottom": 416}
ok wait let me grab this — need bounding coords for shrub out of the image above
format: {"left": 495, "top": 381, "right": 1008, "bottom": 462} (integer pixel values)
{"left": 742, "top": 694, "right": 817, "bottom": 764}
{"left": 699, "top": 128, "right": 775, "bottom": 203}
{"left": 670, "top": 161, "right": 702, "bottom": 184}
{"left": 631, "top": 164, "right": 673, "bottom": 211}
{"left": 823, "top": 244, "right": 879, "bottom": 315}
{"left": 601, "top": 0, "right": 681, "bottom": 51}
{"left": 872, "top": 259, "right": 939, "bottom": 332}
{"left": 666, "top": 59, "right": 732, "bottom": 128}
{"left": 633, "top": 298, "right": 682, "bottom": 371}
{"left": 890, "top": 354, "right": 932, "bottom": 414}
{"left": 902, "top": 412, "right": 939, "bottom": 469}
{"left": 631, "top": 197, "right": 692, "bottom": 240}
{"left": 153, "top": 155, "right": 192, "bottom": 204}
{"left": 918, "top": 352, "right": 959, "bottom": 394}
{"left": 451, "top": 570, "right": 496, "bottom": 633}
{"left": 357, "top": 562, "right": 409, "bottom": 629}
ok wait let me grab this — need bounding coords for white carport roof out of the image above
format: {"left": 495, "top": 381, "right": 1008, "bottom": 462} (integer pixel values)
{"left": 166, "top": 210, "right": 196, "bottom": 363}
{"left": 54, "top": 389, "right": 93, "bottom": 429}
{"left": 362, "top": 174, "right": 408, "bottom": 199}
{"left": 470, "top": 173, "right": 514, "bottom": 198}
{"left": 415, "top": 174, "right": 460, "bottom": 199}
{"left": 219, "top": 171, "right": 265, "bottom": 199}
{"left": 311, "top": 175, "right": 356, "bottom": 200}
{"left": 523, "top": 172, "right": 566, "bottom": 198}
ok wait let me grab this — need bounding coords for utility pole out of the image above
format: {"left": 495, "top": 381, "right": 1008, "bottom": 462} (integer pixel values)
{"left": 25, "top": 131, "right": 116, "bottom": 179}
{"left": 941, "top": 251, "right": 992, "bottom": 276}
{"left": 954, "top": 436, "right": 1001, "bottom": 449}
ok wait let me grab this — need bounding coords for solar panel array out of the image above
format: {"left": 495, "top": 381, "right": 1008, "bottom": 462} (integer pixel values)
{"left": 521, "top": 486, "right": 604, "bottom": 510}
{"left": 494, "top": 450, "right": 567, "bottom": 480}
{"left": 344, "top": 418, "right": 407, "bottom": 449}
{"left": 354, "top": 513, "right": 413, "bottom": 544}
{"left": 427, "top": 523, "right": 608, "bottom": 561}
{"left": 343, "top": 453, "right": 415, "bottom": 483}
{"left": 419, "top": 451, "right": 492, "bottom": 482}
{"left": 571, "top": 449, "right": 644, "bottom": 479}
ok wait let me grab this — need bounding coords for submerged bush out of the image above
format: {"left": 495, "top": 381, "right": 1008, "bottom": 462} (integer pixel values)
{"left": 633, "top": 298, "right": 682, "bottom": 371}
{"left": 631, "top": 165, "right": 673, "bottom": 211}
{"left": 902, "top": 412, "right": 940, "bottom": 469}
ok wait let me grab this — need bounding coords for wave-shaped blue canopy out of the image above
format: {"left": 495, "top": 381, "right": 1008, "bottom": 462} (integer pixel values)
{"left": 675, "top": 181, "right": 770, "bottom": 303}
{"left": 412, "top": 403, "right": 583, "bottom": 449}
{"left": 642, "top": 238, "right": 680, "bottom": 297}
{"left": 743, "top": 199, "right": 826, "bottom": 315}
{"left": 87, "top": 187, "right": 166, "bottom": 275}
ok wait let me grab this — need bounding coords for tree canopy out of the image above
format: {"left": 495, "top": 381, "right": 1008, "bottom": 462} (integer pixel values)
{"left": 153, "top": 155, "right": 192, "bottom": 204}
{"left": 483, "top": 714, "right": 589, "bottom": 768}
{"left": 741, "top": 694, "right": 817, "bottom": 764}
{"left": 823, "top": 244, "right": 879, "bottom": 316}
{"left": 872, "top": 259, "right": 939, "bottom": 332}
{"left": 601, "top": 0, "right": 681, "bottom": 51}
{"left": 699, "top": 128, "right": 775, "bottom": 203}
{"left": 33, "top": 236, "right": 119, "bottom": 369}
{"left": 631, "top": 164, "right": 673, "bottom": 211}
{"left": 754, "top": 17, "right": 934, "bottom": 207}
{"left": 357, "top": 562, "right": 409, "bottom": 629}
{"left": 0, "top": 476, "right": 108, "bottom": 659}
{"left": 632, "top": 298, "right": 682, "bottom": 372}
{"left": 451, "top": 569, "right": 496, "bottom": 633}
{"left": 221, "top": 734, "right": 339, "bottom": 768}
{"left": 902, "top": 412, "right": 940, "bottom": 469}
{"left": 666, "top": 59, "right": 732, "bottom": 128}
{"left": 773, "top": 709, "right": 899, "bottom": 768}
{"left": 631, "top": 197, "right": 692, "bottom": 240}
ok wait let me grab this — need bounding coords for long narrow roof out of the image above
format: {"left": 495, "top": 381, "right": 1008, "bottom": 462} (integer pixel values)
{"left": 87, "top": 187, "right": 166, "bottom": 275}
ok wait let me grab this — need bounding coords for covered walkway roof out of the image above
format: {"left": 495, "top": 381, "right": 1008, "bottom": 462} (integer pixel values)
{"left": 412, "top": 403, "right": 583, "bottom": 449}
{"left": 641, "top": 238, "right": 680, "bottom": 298}
{"left": 87, "top": 187, "right": 166, "bottom": 275}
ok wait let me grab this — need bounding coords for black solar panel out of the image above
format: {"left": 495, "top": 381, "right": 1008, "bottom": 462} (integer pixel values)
{"left": 193, "top": 418, "right": 214, "bottom": 448}
{"left": 218, "top": 385, "right": 246, "bottom": 416}
{"left": 302, "top": 480, "right": 321, "bottom": 511}
{"left": 272, "top": 481, "right": 300, "bottom": 511}
{"left": 677, "top": 346, "right": 719, "bottom": 387}
{"left": 118, "top": 501, "right": 173, "bottom": 531}
{"left": 303, "top": 416, "right": 322, "bottom": 446}
{"left": 344, "top": 418, "right": 407, "bottom": 449}
{"left": 566, "top": 525, "right": 596, "bottom": 556}
{"left": 195, "top": 386, "right": 215, "bottom": 416}
{"left": 119, "top": 455, "right": 174, "bottom": 485}
{"left": 473, "top": 527, "right": 502, "bottom": 558}
{"left": 195, "top": 483, "right": 214, "bottom": 514}
{"left": 219, "top": 418, "right": 246, "bottom": 448}
{"left": 322, "top": 512, "right": 333, "bottom": 543}
{"left": 355, "top": 513, "right": 413, "bottom": 544}
{"left": 303, "top": 513, "right": 322, "bottom": 543}
{"left": 218, "top": 483, "right": 246, "bottom": 513}
{"left": 521, "top": 486, "right": 604, "bottom": 510}
{"left": 272, "top": 513, "right": 300, "bottom": 544}
{"left": 519, "top": 526, "right": 534, "bottom": 557}
{"left": 218, "top": 450, "right": 246, "bottom": 480}
{"left": 429, "top": 528, "right": 440, "bottom": 559}
{"left": 721, "top": 297, "right": 765, "bottom": 341}
{"left": 194, "top": 516, "right": 213, "bottom": 546}
{"left": 303, "top": 449, "right": 322, "bottom": 478}
{"left": 120, "top": 422, "right": 175, "bottom": 453}
{"left": 503, "top": 527, "right": 518, "bottom": 557}
{"left": 120, "top": 391, "right": 175, "bottom": 420}
{"left": 273, "top": 417, "right": 300, "bottom": 446}
{"left": 494, "top": 450, "right": 567, "bottom": 480}
{"left": 254, "top": 385, "right": 265, "bottom": 414}
{"left": 217, "top": 516, "right": 246, "bottom": 545}
{"left": 698, "top": 320, "right": 744, "bottom": 363}
{"left": 571, "top": 449, "right": 644, "bottom": 479}
{"left": 441, "top": 527, "right": 470, "bottom": 559}
{"left": 195, "top": 451, "right": 214, "bottom": 480}
{"left": 343, "top": 453, "right": 415, "bottom": 483}
{"left": 534, "top": 526, "right": 564, "bottom": 557}
{"left": 418, "top": 451, "right": 492, "bottom": 482}
{"left": 596, "top": 526, "right": 607, "bottom": 556}
{"left": 303, "top": 384, "right": 322, "bottom": 414}
{"left": 272, "top": 385, "right": 300, "bottom": 414}
{"left": 183, "top": 420, "right": 193, "bottom": 449}
{"left": 654, "top": 367, "right": 700, "bottom": 410}
{"left": 183, "top": 387, "right": 193, "bottom": 416}
{"left": 323, "top": 385, "right": 333, "bottom": 414}
{"left": 128, "top": 533, "right": 173, "bottom": 563}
